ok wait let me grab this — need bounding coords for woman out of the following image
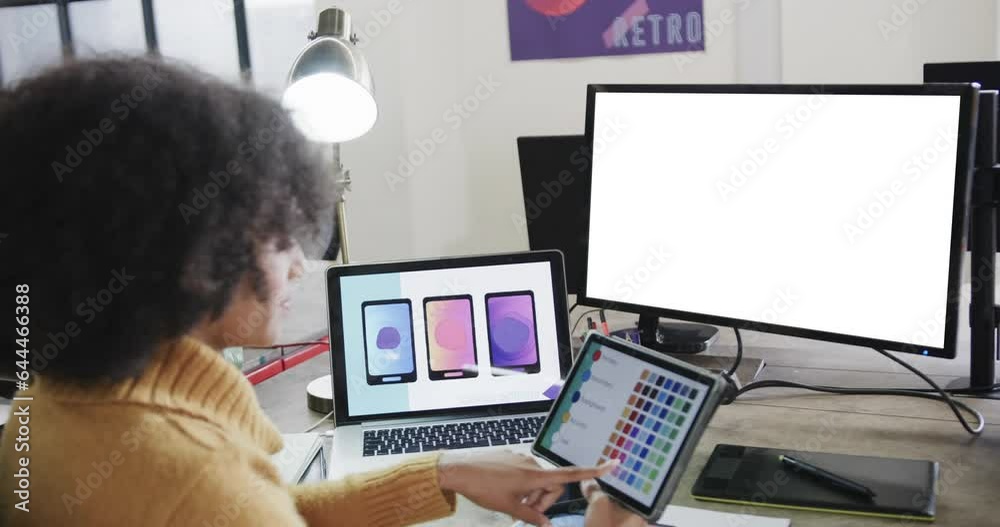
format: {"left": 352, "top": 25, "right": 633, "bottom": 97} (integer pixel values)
{"left": 0, "top": 57, "right": 644, "bottom": 527}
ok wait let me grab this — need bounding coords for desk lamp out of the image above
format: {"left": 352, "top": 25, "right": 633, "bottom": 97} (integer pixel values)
{"left": 283, "top": 6, "right": 377, "bottom": 263}
{"left": 284, "top": 7, "right": 377, "bottom": 414}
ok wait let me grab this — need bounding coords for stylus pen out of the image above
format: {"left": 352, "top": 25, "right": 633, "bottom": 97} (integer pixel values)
{"left": 599, "top": 310, "right": 610, "bottom": 335}
{"left": 779, "top": 455, "right": 877, "bottom": 499}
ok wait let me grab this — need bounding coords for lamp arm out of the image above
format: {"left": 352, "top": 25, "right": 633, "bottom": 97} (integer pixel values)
{"left": 326, "top": 143, "right": 352, "bottom": 263}
{"left": 336, "top": 195, "right": 350, "bottom": 264}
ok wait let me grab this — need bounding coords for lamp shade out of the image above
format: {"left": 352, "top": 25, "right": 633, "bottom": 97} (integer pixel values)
{"left": 283, "top": 8, "right": 377, "bottom": 143}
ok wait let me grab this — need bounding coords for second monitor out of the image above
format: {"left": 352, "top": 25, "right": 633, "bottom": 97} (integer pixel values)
{"left": 517, "top": 135, "right": 592, "bottom": 295}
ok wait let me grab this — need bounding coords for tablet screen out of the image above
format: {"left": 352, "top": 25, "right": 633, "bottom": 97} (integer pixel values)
{"left": 537, "top": 340, "right": 711, "bottom": 508}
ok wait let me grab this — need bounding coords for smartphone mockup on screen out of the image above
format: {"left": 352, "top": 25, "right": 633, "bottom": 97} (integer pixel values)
{"left": 423, "top": 295, "right": 478, "bottom": 380}
{"left": 485, "top": 291, "right": 541, "bottom": 375}
{"left": 361, "top": 300, "right": 417, "bottom": 385}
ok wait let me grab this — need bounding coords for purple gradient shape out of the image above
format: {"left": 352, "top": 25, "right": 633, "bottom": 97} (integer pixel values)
{"left": 493, "top": 314, "right": 532, "bottom": 358}
{"left": 376, "top": 326, "right": 401, "bottom": 349}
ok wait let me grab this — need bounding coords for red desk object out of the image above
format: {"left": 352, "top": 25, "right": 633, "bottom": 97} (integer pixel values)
{"left": 246, "top": 338, "right": 330, "bottom": 385}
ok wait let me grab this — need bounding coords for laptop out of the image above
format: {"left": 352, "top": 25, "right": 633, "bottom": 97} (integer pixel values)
{"left": 324, "top": 251, "right": 573, "bottom": 475}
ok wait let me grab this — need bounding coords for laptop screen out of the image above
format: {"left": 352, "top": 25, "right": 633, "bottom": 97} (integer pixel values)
{"left": 331, "top": 256, "right": 567, "bottom": 420}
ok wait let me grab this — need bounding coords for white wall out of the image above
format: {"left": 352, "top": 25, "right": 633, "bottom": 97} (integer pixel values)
{"left": 780, "top": 0, "right": 998, "bottom": 83}
{"left": 735, "top": 0, "right": 782, "bottom": 83}
{"left": 324, "top": 0, "right": 742, "bottom": 261}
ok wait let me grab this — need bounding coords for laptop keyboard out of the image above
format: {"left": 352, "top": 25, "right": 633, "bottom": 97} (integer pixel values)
{"left": 362, "top": 416, "right": 545, "bottom": 457}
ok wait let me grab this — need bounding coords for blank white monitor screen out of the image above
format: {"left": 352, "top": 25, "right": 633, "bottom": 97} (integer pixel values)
{"left": 585, "top": 89, "right": 966, "bottom": 354}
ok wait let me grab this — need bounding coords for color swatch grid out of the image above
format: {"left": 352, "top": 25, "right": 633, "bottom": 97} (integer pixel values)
{"left": 599, "top": 369, "right": 700, "bottom": 497}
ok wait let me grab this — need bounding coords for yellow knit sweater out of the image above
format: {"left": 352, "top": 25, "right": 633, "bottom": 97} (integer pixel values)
{"left": 0, "top": 337, "right": 456, "bottom": 526}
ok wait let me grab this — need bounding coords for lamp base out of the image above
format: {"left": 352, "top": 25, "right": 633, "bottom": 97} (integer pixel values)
{"left": 306, "top": 374, "right": 334, "bottom": 414}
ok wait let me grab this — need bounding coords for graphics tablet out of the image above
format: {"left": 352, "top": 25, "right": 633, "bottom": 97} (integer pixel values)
{"left": 692, "top": 444, "right": 938, "bottom": 521}
{"left": 533, "top": 333, "right": 726, "bottom": 520}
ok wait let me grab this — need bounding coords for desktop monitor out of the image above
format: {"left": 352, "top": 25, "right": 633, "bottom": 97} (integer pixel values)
{"left": 516, "top": 135, "right": 590, "bottom": 294}
{"left": 579, "top": 84, "right": 977, "bottom": 359}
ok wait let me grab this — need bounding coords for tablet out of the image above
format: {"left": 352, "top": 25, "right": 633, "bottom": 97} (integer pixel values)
{"left": 532, "top": 333, "right": 726, "bottom": 520}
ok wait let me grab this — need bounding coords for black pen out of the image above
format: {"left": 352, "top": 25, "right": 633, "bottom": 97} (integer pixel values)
{"left": 779, "top": 455, "right": 877, "bottom": 499}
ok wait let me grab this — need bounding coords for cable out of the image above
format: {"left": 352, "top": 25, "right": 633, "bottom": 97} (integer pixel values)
{"left": 823, "top": 382, "right": 1000, "bottom": 396}
{"left": 302, "top": 410, "right": 335, "bottom": 433}
{"left": 736, "top": 347, "right": 985, "bottom": 435}
{"left": 571, "top": 308, "right": 602, "bottom": 337}
{"left": 737, "top": 380, "right": 985, "bottom": 435}
{"left": 725, "top": 327, "right": 743, "bottom": 377}
{"left": 273, "top": 341, "right": 328, "bottom": 349}
{"left": 872, "top": 347, "right": 984, "bottom": 434}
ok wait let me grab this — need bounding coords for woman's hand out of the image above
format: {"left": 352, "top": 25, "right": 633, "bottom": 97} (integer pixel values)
{"left": 438, "top": 450, "right": 614, "bottom": 527}
{"left": 580, "top": 479, "right": 647, "bottom": 527}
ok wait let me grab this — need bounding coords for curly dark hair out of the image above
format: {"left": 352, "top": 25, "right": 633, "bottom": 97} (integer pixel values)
{"left": 0, "top": 56, "right": 336, "bottom": 381}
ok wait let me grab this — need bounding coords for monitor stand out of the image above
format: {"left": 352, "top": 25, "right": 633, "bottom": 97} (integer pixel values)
{"left": 955, "top": 90, "right": 1000, "bottom": 399}
{"left": 945, "top": 377, "right": 1000, "bottom": 400}
{"left": 637, "top": 315, "right": 719, "bottom": 354}
{"left": 612, "top": 317, "right": 766, "bottom": 386}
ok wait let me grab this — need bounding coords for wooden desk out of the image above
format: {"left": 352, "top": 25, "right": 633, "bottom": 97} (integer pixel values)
{"left": 257, "top": 258, "right": 1000, "bottom": 524}
{"left": 255, "top": 344, "right": 1000, "bottom": 526}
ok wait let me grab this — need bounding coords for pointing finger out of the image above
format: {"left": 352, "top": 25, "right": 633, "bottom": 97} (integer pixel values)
{"left": 543, "top": 460, "right": 616, "bottom": 484}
